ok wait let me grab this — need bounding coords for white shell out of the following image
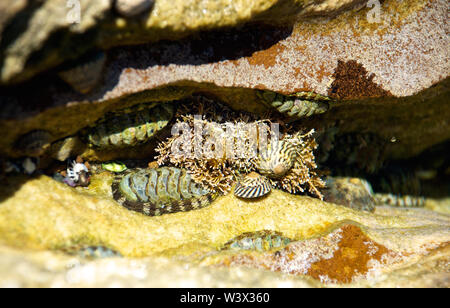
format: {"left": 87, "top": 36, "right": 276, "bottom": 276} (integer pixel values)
{"left": 67, "top": 162, "right": 89, "bottom": 182}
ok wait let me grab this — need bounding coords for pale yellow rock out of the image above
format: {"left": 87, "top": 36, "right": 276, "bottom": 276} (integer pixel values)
{"left": 0, "top": 175, "right": 448, "bottom": 257}
{"left": 0, "top": 175, "right": 448, "bottom": 287}
{"left": 115, "top": 0, "right": 154, "bottom": 17}
{"left": 0, "top": 245, "right": 321, "bottom": 288}
{"left": 0, "top": 244, "right": 448, "bottom": 287}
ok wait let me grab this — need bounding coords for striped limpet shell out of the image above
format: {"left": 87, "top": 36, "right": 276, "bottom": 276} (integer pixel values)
{"left": 234, "top": 172, "right": 272, "bottom": 199}
{"left": 255, "top": 138, "right": 297, "bottom": 179}
{"left": 257, "top": 90, "right": 330, "bottom": 119}
{"left": 235, "top": 137, "right": 301, "bottom": 199}
{"left": 112, "top": 167, "right": 217, "bottom": 216}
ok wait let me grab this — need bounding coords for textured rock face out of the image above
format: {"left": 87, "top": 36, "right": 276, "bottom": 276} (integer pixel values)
{"left": 0, "top": 175, "right": 448, "bottom": 287}
{"left": 0, "top": 244, "right": 448, "bottom": 288}
{"left": 0, "top": 0, "right": 367, "bottom": 86}
{"left": 0, "top": 0, "right": 112, "bottom": 84}
{"left": 0, "top": 0, "right": 448, "bottom": 163}
{"left": 0, "top": 0, "right": 448, "bottom": 288}
{"left": 115, "top": 0, "right": 155, "bottom": 17}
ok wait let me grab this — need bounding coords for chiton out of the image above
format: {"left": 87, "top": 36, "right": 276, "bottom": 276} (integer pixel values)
{"left": 62, "top": 245, "right": 122, "bottom": 259}
{"left": 112, "top": 167, "right": 217, "bottom": 216}
{"left": 257, "top": 90, "right": 330, "bottom": 118}
{"left": 222, "top": 230, "right": 292, "bottom": 252}
{"left": 85, "top": 103, "right": 174, "bottom": 148}
{"left": 375, "top": 193, "right": 425, "bottom": 208}
{"left": 372, "top": 167, "right": 425, "bottom": 208}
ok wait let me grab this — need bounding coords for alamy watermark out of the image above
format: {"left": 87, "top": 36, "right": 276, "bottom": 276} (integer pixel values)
{"left": 169, "top": 116, "right": 282, "bottom": 161}
{"left": 66, "top": 0, "right": 81, "bottom": 24}
{"left": 65, "top": 1, "right": 383, "bottom": 27}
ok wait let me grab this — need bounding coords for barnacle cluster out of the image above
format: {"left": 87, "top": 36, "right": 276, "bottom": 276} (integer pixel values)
{"left": 155, "top": 96, "right": 325, "bottom": 198}
{"left": 270, "top": 131, "right": 325, "bottom": 199}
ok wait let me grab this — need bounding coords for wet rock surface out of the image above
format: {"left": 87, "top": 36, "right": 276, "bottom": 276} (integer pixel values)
{"left": 0, "top": 0, "right": 448, "bottom": 288}
{"left": 0, "top": 175, "right": 448, "bottom": 287}
{"left": 0, "top": 0, "right": 448, "bottom": 163}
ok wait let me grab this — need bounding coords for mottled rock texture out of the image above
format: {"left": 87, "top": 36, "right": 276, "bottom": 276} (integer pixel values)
{"left": 0, "top": 0, "right": 448, "bottom": 163}
{"left": 0, "top": 0, "right": 111, "bottom": 85}
{"left": 0, "top": 175, "right": 448, "bottom": 287}
{"left": 323, "top": 177, "right": 376, "bottom": 212}
{"left": 0, "top": 0, "right": 364, "bottom": 85}
{"left": 0, "top": 0, "right": 448, "bottom": 288}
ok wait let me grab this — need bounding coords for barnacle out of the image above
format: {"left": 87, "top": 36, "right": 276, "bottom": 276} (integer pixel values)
{"left": 222, "top": 230, "right": 293, "bottom": 252}
{"left": 156, "top": 97, "right": 325, "bottom": 199}
{"left": 257, "top": 90, "right": 330, "bottom": 119}
{"left": 112, "top": 167, "right": 218, "bottom": 216}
